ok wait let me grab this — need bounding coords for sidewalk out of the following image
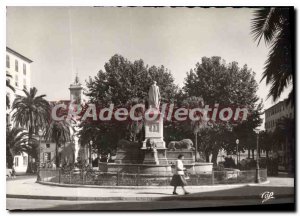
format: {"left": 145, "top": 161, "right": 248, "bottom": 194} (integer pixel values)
{"left": 6, "top": 176, "right": 294, "bottom": 201}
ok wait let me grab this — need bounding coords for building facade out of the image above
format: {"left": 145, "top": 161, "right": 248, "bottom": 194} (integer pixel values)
{"left": 38, "top": 141, "right": 56, "bottom": 167}
{"left": 6, "top": 47, "right": 32, "bottom": 106}
{"left": 265, "top": 99, "right": 294, "bottom": 132}
{"left": 39, "top": 75, "right": 85, "bottom": 167}
{"left": 6, "top": 47, "right": 33, "bottom": 174}
{"left": 264, "top": 99, "right": 294, "bottom": 172}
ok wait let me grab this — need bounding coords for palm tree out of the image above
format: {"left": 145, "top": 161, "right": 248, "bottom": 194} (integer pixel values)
{"left": 44, "top": 119, "right": 72, "bottom": 167}
{"left": 251, "top": 8, "right": 293, "bottom": 104}
{"left": 12, "top": 87, "right": 50, "bottom": 173}
{"left": 6, "top": 72, "right": 15, "bottom": 109}
{"left": 78, "top": 121, "right": 101, "bottom": 166}
{"left": 6, "top": 127, "right": 28, "bottom": 168}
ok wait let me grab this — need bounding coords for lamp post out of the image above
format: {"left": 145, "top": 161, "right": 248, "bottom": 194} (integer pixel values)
{"left": 236, "top": 139, "right": 239, "bottom": 167}
{"left": 37, "top": 129, "right": 43, "bottom": 181}
{"left": 89, "top": 140, "right": 93, "bottom": 167}
{"left": 254, "top": 129, "right": 260, "bottom": 183}
{"left": 194, "top": 132, "right": 198, "bottom": 162}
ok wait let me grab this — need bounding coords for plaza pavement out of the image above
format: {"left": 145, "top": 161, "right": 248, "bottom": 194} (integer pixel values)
{"left": 6, "top": 175, "right": 294, "bottom": 202}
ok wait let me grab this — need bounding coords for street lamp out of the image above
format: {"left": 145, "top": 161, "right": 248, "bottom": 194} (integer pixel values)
{"left": 37, "top": 129, "right": 43, "bottom": 181}
{"left": 89, "top": 140, "right": 93, "bottom": 167}
{"left": 254, "top": 129, "right": 260, "bottom": 183}
{"left": 194, "top": 132, "right": 198, "bottom": 162}
{"left": 236, "top": 139, "right": 239, "bottom": 167}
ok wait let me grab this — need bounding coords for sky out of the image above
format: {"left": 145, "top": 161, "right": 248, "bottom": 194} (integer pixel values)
{"left": 6, "top": 7, "right": 292, "bottom": 128}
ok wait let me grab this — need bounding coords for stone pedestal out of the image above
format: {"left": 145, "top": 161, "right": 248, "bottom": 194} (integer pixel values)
{"left": 143, "top": 149, "right": 159, "bottom": 165}
{"left": 141, "top": 109, "right": 168, "bottom": 165}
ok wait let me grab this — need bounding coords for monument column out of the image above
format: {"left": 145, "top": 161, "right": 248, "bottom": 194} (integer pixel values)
{"left": 69, "top": 74, "right": 83, "bottom": 162}
{"left": 141, "top": 81, "right": 168, "bottom": 165}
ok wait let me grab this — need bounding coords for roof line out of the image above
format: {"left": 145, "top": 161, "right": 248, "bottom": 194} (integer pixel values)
{"left": 6, "top": 47, "right": 33, "bottom": 63}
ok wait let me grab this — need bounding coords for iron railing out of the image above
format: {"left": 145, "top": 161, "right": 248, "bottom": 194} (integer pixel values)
{"left": 38, "top": 168, "right": 267, "bottom": 186}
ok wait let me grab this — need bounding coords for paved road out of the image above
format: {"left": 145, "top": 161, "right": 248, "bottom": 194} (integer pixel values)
{"left": 6, "top": 175, "right": 294, "bottom": 210}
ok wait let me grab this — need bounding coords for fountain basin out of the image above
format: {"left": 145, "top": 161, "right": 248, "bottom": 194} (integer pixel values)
{"left": 99, "top": 162, "right": 213, "bottom": 175}
{"left": 99, "top": 162, "right": 172, "bottom": 176}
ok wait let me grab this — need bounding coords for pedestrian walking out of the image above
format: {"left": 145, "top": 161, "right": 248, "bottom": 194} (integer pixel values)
{"left": 170, "top": 154, "right": 190, "bottom": 195}
{"left": 11, "top": 164, "right": 16, "bottom": 178}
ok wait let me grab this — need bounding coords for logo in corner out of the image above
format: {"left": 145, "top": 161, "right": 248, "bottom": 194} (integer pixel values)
{"left": 261, "top": 191, "right": 275, "bottom": 203}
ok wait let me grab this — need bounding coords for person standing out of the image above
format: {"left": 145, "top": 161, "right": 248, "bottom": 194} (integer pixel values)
{"left": 170, "top": 154, "right": 190, "bottom": 195}
{"left": 11, "top": 163, "right": 16, "bottom": 178}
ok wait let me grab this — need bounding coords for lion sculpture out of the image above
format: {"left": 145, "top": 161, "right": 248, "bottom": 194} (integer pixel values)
{"left": 168, "top": 139, "right": 194, "bottom": 151}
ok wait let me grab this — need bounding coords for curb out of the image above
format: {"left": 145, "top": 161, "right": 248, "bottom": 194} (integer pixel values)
{"left": 6, "top": 193, "right": 294, "bottom": 201}
{"left": 37, "top": 180, "right": 270, "bottom": 189}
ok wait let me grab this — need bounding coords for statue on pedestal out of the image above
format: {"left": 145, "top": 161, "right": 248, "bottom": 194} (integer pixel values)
{"left": 148, "top": 81, "right": 161, "bottom": 109}
{"left": 142, "top": 81, "right": 167, "bottom": 165}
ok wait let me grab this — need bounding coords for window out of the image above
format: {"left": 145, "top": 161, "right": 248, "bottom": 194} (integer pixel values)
{"left": 44, "top": 152, "right": 51, "bottom": 163}
{"left": 23, "top": 79, "right": 27, "bottom": 90}
{"left": 46, "top": 143, "right": 50, "bottom": 148}
{"left": 15, "top": 75, "right": 18, "bottom": 87}
{"left": 15, "top": 157, "right": 19, "bottom": 167}
{"left": 6, "top": 55, "right": 10, "bottom": 68}
{"left": 23, "top": 63, "right": 26, "bottom": 75}
{"left": 23, "top": 156, "right": 27, "bottom": 165}
{"left": 15, "top": 59, "right": 18, "bottom": 72}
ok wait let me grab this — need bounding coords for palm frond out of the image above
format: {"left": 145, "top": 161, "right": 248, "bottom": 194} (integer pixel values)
{"left": 251, "top": 8, "right": 281, "bottom": 45}
{"left": 6, "top": 73, "right": 15, "bottom": 93}
{"left": 261, "top": 18, "right": 292, "bottom": 101}
{"left": 6, "top": 127, "right": 29, "bottom": 155}
{"left": 252, "top": 8, "right": 293, "bottom": 103}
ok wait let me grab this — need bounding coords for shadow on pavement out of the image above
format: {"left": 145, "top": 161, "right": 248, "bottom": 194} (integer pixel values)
{"left": 26, "top": 185, "right": 294, "bottom": 211}
{"left": 136, "top": 192, "right": 172, "bottom": 195}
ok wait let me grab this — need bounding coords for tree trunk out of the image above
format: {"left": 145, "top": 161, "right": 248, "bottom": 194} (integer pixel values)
{"left": 194, "top": 133, "right": 198, "bottom": 162}
{"left": 8, "top": 149, "right": 15, "bottom": 168}
{"left": 26, "top": 125, "right": 34, "bottom": 174}
{"left": 55, "top": 141, "right": 59, "bottom": 167}
{"left": 248, "top": 141, "right": 251, "bottom": 158}
{"left": 285, "top": 136, "right": 288, "bottom": 171}
{"left": 251, "top": 149, "right": 254, "bottom": 159}
{"left": 211, "top": 149, "right": 219, "bottom": 166}
{"left": 89, "top": 143, "right": 92, "bottom": 167}
{"left": 205, "top": 152, "right": 210, "bottom": 162}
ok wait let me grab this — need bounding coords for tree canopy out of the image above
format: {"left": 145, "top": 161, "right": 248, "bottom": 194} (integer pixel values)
{"left": 81, "top": 55, "right": 263, "bottom": 163}
{"left": 182, "top": 56, "right": 263, "bottom": 163}
{"left": 81, "top": 54, "right": 179, "bottom": 153}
